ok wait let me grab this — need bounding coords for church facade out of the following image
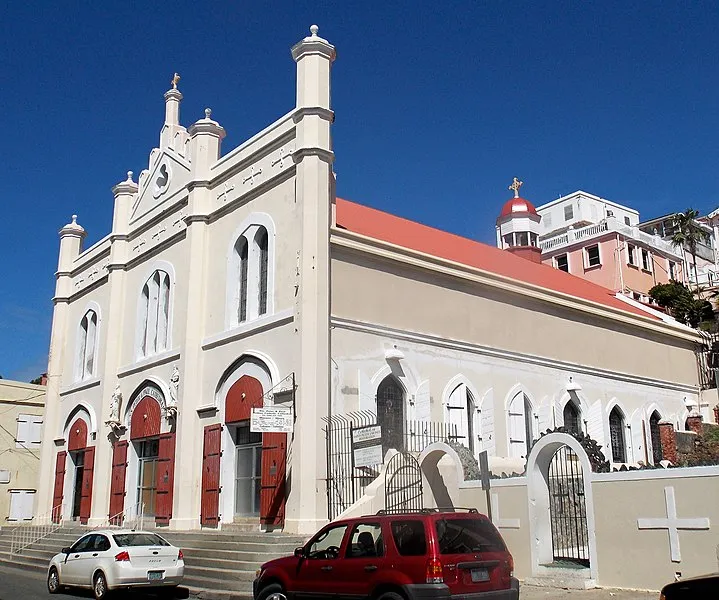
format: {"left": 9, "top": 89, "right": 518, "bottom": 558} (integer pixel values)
{"left": 37, "top": 27, "right": 711, "bottom": 535}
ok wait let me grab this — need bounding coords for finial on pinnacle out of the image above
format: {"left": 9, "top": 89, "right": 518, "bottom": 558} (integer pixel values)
{"left": 205, "top": 108, "right": 212, "bottom": 119}
{"left": 126, "top": 171, "right": 133, "bottom": 182}
{"left": 171, "top": 72, "right": 180, "bottom": 90}
{"left": 310, "top": 24, "right": 319, "bottom": 37}
{"left": 508, "top": 177, "right": 523, "bottom": 198}
{"left": 71, "top": 214, "right": 78, "bottom": 225}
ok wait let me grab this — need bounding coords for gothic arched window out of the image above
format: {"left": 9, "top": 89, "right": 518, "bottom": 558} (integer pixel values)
{"left": 77, "top": 310, "right": 98, "bottom": 380}
{"left": 609, "top": 406, "right": 626, "bottom": 463}
{"left": 140, "top": 270, "right": 171, "bottom": 358}
{"left": 236, "top": 238, "right": 249, "bottom": 323}
{"left": 446, "top": 383, "right": 481, "bottom": 459}
{"left": 256, "top": 227, "right": 269, "bottom": 316}
{"left": 649, "top": 410, "right": 662, "bottom": 464}
{"left": 377, "top": 376, "right": 405, "bottom": 453}
{"left": 563, "top": 399, "right": 581, "bottom": 435}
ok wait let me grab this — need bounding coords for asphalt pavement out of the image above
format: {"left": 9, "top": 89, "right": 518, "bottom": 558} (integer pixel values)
{"left": 0, "top": 564, "right": 659, "bottom": 600}
{"left": 0, "top": 564, "right": 194, "bottom": 600}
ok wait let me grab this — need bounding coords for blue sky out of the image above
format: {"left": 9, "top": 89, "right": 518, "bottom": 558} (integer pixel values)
{"left": 2, "top": 1, "right": 719, "bottom": 380}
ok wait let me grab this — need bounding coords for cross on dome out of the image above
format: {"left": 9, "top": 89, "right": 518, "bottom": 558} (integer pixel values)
{"left": 508, "top": 177, "right": 523, "bottom": 198}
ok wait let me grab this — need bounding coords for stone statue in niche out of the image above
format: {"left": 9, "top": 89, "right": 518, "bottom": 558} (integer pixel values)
{"left": 167, "top": 365, "right": 179, "bottom": 420}
{"left": 105, "top": 384, "right": 124, "bottom": 436}
{"left": 109, "top": 384, "right": 122, "bottom": 424}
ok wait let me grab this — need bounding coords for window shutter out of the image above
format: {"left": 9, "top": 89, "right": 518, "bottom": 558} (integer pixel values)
{"left": 413, "top": 381, "right": 431, "bottom": 423}
{"left": 507, "top": 394, "right": 526, "bottom": 458}
{"left": 16, "top": 414, "right": 31, "bottom": 448}
{"left": 629, "top": 409, "right": 645, "bottom": 464}
{"left": 29, "top": 415, "right": 43, "bottom": 446}
{"left": 480, "top": 390, "right": 495, "bottom": 457}
{"left": 446, "top": 385, "right": 468, "bottom": 447}
{"left": 586, "top": 400, "right": 604, "bottom": 446}
{"left": 9, "top": 490, "right": 35, "bottom": 521}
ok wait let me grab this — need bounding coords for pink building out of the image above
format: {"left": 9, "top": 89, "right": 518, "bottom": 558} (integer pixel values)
{"left": 496, "top": 185, "right": 685, "bottom": 304}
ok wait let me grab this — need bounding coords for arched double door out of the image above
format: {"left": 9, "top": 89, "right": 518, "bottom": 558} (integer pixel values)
{"left": 201, "top": 374, "right": 286, "bottom": 528}
{"left": 52, "top": 416, "right": 95, "bottom": 524}
{"left": 108, "top": 390, "right": 176, "bottom": 525}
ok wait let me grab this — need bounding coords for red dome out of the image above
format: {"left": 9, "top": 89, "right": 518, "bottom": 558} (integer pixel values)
{"left": 499, "top": 196, "right": 538, "bottom": 218}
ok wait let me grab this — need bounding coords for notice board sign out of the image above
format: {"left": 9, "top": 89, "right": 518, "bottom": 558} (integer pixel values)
{"left": 250, "top": 406, "right": 294, "bottom": 433}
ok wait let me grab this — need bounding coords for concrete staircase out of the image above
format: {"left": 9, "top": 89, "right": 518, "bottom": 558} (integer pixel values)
{"left": 0, "top": 526, "right": 307, "bottom": 597}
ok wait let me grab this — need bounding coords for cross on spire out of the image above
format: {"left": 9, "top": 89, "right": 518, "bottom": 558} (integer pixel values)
{"left": 508, "top": 177, "right": 523, "bottom": 198}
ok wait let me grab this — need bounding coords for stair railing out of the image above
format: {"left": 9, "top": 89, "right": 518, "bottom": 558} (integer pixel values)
{"left": 102, "top": 502, "right": 146, "bottom": 530}
{"left": 10, "top": 504, "right": 63, "bottom": 555}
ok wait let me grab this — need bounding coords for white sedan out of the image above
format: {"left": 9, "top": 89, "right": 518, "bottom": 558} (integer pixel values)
{"left": 47, "top": 529, "right": 184, "bottom": 599}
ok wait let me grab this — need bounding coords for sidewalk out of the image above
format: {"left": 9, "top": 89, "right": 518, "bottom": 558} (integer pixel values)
{"left": 522, "top": 585, "right": 657, "bottom": 599}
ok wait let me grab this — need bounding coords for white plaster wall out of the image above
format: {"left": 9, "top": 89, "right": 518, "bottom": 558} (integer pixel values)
{"left": 331, "top": 326, "right": 696, "bottom": 465}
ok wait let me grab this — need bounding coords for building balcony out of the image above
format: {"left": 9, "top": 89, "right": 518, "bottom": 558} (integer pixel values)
{"left": 540, "top": 217, "right": 684, "bottom": 259}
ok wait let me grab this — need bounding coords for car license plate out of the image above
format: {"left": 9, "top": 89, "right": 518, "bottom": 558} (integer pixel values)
{"left": 148, "top": 571, "right": 164, "bottom": 581}
{"left": 470, "top": 568, "right": 489, "bottom": 582}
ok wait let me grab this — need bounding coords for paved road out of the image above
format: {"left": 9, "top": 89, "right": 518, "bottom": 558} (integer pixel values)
{"left": 0, "top": 564, "right": 659, "bottom": 600}
{"left": 0, "top": 564, "right": 194, "bottom": 600}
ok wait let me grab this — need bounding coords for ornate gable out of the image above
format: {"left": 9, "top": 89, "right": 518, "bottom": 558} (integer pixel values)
{"left": 131, "top": 147, "right": 190, "bottom": 222}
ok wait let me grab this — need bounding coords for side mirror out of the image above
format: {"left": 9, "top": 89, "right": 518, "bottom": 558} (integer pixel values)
{"left": 61, "top": 547, "right": 71, "bottom": 554}
{"left": 294, "top": 547, "right": 305, "bottom": 558}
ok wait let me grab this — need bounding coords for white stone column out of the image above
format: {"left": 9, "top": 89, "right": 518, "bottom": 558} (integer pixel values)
{"left": 87, "top": 173, "right": 137, "bottom": 525}
{"left": 286, "top": 25, "right": 336, "bottom": 534}
{"left": 171, "top": 109, "right": 225, "bottom": 529}
{"left": 36, "top": 216, "right": 86, "bottom": 518}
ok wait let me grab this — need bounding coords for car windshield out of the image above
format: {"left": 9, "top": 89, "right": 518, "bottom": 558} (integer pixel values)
{"left": 434, "top": 518, "right": 506, "bottom": 554}
{"left": 112, "top": 533, "right": 170, "bottom": 547}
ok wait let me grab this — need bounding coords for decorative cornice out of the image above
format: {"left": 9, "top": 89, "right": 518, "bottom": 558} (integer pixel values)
{"left": 329, "top": 228, "right": 703, "bottom": 344}
{"left": 184, "top": 214, "right": 211, "bottom": 225}
{"left": 293, "top": 107, "right": 334, "bottom": 123}
{"left": 330, "top": 316, "right": 700, "bottom": 395}
{"left": 201, "top": 309, "right": 294, "bottom": 351}
{"left": 293, "top": 147, "right": 335, "bottom": 164}
{"left": 59, "top": 377, "right": 101, "bottom": 397}
{"left": 117, "top": 349, "right": 181, "bottom": 378}
{"left": 196, "top": 405, "right": 219, "bottom": 418}
{"left": 109, "top": 234, "right": 130, "bottom": 242}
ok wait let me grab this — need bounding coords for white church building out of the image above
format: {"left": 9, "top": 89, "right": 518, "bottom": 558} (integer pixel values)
{"left": 37, "top": 26, "right": 712, "bottom": 536}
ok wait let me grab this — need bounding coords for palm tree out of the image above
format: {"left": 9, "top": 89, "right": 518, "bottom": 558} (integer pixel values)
{"left": 672, "top": 208, "right": 710, "bottom": 291}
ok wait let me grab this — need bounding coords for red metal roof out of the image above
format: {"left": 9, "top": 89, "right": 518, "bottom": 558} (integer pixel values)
{"left": 335, "top": 197, "right": 657, "bottom": 321}
{"left": 498, "top": 196, "right": 538, "bottom": 218}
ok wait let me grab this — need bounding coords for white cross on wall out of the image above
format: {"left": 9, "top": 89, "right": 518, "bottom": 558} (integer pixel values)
{"left": 637, "top": 486, "right": 710, "bottom": 563}
{"left": 271, "top": 147, "right": 292, "bottom": 168}
{"left": 491, "top": 492, "right": 520, "bottom": 529}
{"left": 243, "top": 165, "right": 262, "bottom": 186}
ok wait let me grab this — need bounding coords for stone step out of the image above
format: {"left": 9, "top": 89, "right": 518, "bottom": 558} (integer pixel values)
{"left": 181, "top": 547, "right": 289, "bottom": 563}
{"left": 181, "top": 571, "right": 255, "bottom": 593}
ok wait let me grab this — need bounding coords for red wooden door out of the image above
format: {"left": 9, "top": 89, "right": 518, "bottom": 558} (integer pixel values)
{"left": 155, "top": 432, "right": 176, "bottom": 525}
{"left": 52, "top": 451, "right": 66, "bottom": 523}
{"left": 109, "top": 441, "right": 128, "bottom": 524}
{"left": 226, "top": 375, "right": 264, "bottom": 423}
{"left": 201, "top": 424, "right": 222, "bottom": 527}
{"left": 130, "top": 396, "right": 161, "bottom": 440}
{"left": 68, "top": 419, "right": 88, "bottom": 452}
{"left": 79, "top": 446, "right": 95, "bottom": 524}
{"left": 260, "top": 432, "right": 287, "bottom": 526}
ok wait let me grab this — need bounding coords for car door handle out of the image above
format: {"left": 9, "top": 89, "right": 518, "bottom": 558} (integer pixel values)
{"left": 73, "top": 554, "right": 80, "bottom": 558}
{"left": 364, "top": 565, "right": 377, "bottom": 572}
{"left": 321, "top": 566, "right": 333, "bottom": 571}
{"left": 92, "top": 553, "right": 98, "bottom": 557}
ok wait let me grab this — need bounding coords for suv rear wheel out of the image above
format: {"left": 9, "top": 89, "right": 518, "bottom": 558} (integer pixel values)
{"left": 377, "top": 591, "right": 405, "bottom": 600}
{"left": 258, "top": 583, "right": 287, "bottom": 600}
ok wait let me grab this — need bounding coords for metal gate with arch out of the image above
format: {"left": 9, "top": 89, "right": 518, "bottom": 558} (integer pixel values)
{"left": 384, "top": 452, "right": 423, "bottom": 513}
{"left": 548, "top": 445, "right": 590, "bottom": 567}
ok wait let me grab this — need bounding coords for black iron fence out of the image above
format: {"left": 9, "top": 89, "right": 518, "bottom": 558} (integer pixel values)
{"left": 324, "top": 411, "right": 458, "bottom": 520}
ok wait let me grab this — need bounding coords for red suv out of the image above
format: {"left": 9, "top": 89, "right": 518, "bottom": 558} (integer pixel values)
{"left": 253, "top": 508, "right": 519, "bottom": 600}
